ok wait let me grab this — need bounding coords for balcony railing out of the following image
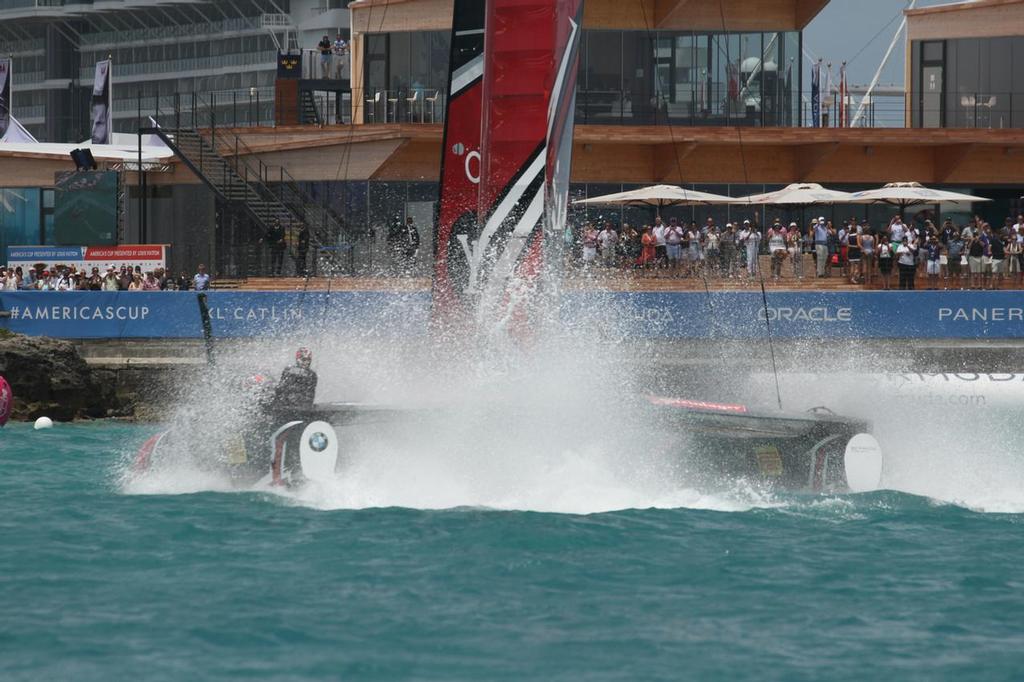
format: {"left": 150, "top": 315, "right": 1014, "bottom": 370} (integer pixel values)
{"left": 77, "top": 51, "right": 277, "bottom": 80}
{"left": 300, "top": 49, "right": 349, "bottom": 82}
{"left": 574, "top": 88, "right": 801, "bottom": 128}
{"left": 0, "top": 0, "right": 66, "bottom": 9}
{"left": 114, "top": 87, "right": 276, "bottom": 129}
{"left": 802, "top": 91, "right": 1024, "bottom": 129}
{"left": 79, "top": 16, "right": 264, "bottom": 47}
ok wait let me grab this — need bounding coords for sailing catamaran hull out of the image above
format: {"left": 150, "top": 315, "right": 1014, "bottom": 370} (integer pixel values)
{"left": 134, "top": 0, "right": 882, "bottom": 496}
{"left": 135, "top": 400, "right": 880, "bottom": 493}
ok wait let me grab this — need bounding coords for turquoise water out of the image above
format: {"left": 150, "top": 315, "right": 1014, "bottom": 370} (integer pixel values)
{"left": 2, "top": 422, "right": 1023, "bottom": 681}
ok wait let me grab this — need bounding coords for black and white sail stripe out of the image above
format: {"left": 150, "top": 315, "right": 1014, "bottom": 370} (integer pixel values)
{"left": 450, "top": 54, "right": 484, "bottom": 95}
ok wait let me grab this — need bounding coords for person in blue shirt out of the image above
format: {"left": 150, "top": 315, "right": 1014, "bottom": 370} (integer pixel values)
{"left": 813, "top": 218, "right": 829, "bottom": 278}
{"left": 19, "top": 266, "right": 39, "bottom": 290}
{"left": 945, "top": 234, "right": 965, "bottom": 290}
{"left": 193, "top": 264, "right": 211, "bottom": 291}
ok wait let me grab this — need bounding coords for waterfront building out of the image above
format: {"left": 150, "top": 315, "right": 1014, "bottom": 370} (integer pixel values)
{"left": 1, "top": 0, "right": 1022, "bottom": 277}
{"left": 905, "top": 0, "right": 1024, "bottom": 129}
{"left": 0, "top": 0, "right": 353, "bottom": 142}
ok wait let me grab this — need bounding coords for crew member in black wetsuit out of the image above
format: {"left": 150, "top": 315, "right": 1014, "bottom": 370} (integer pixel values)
{"left": 274, "top": 347, "right": 318, "bottom": 410}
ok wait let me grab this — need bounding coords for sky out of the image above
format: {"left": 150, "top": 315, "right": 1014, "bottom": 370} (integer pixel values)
{"left": 803, "top": 0, "right": 955, "bottom": 87}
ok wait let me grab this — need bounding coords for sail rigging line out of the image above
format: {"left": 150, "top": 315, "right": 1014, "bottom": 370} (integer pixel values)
{"left": 717, "top": 0, "right": 783, "bottom": 410}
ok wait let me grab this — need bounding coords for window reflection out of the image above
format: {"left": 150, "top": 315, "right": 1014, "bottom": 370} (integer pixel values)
{"left": 362, "top": 29, "right": 802, "bottom": 127}
{"left": 913, "top": 36, "right": 1024, "bottom": 128}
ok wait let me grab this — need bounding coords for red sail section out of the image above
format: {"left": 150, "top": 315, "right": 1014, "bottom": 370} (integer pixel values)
{"left": 475, "top": 0, "right": 584, "bottom": 322}
{"left": 434, "top": 0, "right": 584, "bottom": 328}
{"left": 432, "top": 0, "right": 486, "bottom": 322}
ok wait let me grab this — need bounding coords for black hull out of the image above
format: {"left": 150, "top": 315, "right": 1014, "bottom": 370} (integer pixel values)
{"left": 137, "top": 400, "right": 872, "bottom": 493}
{"left": 655, "top": 407, "right": 868, "bottom": 491}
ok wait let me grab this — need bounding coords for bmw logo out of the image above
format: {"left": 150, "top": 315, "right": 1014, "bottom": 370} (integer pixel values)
{"left": 309, "top": 432, "right": 329, "bottom": 452}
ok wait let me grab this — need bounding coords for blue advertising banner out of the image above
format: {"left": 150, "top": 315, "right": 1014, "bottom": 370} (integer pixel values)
{"left": 7, "top": 246, "right": 86, "bottom": 265}
{"left": 1, "top": 290, "right": 1023, "bottom": 340}
{"left": 561, "top": 291, "right": 1024, "bottom": 340}
{"left": 0, "top": 291, "right": 431, "bottom": 339}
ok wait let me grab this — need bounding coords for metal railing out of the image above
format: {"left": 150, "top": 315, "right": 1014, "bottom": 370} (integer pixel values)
{"left": 574, "top": 88, "right": 800, "bottom": 128}
{"left": 77, "top": 51, "right": 277, "bottom": 80}
{"left": 573, "top": 88, "right": 1024, "bottom": 129}
{"left": 145, "top": 90, "right": 355, "bottom": 276}
{"left": 802, "top": 91, "right": 1024, "bottom": 129}
{"left": 300, "top": 49, "right": 349, "bottom": 81}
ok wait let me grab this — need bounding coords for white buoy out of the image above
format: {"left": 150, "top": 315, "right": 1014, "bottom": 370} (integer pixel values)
{"left": 34, "top": 416, "right": 54, "bottom": 430}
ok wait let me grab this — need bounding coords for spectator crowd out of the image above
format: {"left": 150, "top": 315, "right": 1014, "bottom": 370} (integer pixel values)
{"left": 566, "top": 212, "right": 1024, "bottom": 290}
{"left": 0, "top": 264, "right": 212, "bottom": 292}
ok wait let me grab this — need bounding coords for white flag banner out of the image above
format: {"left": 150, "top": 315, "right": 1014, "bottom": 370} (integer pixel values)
{"left": 1, "top": 115, "right": 38, "bottom": 143}
{"left": 90, "top": 59, "right": 113, "bottom": 145}
{"left": 0, "top": 58, "right": 11, "bottom": 140}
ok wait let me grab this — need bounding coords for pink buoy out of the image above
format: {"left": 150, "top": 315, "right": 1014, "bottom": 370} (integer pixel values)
{"left": 0, "top": 376, "right": 12, "bottom": 427}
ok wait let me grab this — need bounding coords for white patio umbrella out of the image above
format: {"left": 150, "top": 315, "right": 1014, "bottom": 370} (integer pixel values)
{"left": 844, "top": 182, "right": 991, "bottom": 210}
{"left": 732, "top": 183, "right": 854, "bottom": 206}
{"left": 573, "top": 184, "right": 737, "bottom": 210}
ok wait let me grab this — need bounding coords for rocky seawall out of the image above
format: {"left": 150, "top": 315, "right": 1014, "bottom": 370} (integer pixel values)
{"left": 0, "top": 331, "right": 129, "bottom": 421}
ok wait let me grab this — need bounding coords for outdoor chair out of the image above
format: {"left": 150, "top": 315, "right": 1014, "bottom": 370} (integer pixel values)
{"left": 364, "top": 91, "right": 381, "bottom": 123}
{"left": 386, "top": 91, "right": 400, "bottom": 123}
{"left": 425, "top": 90, "right": 442, "bottom": 123}
{"left": 406, "top": 90, "right": 420, "bottom": 123}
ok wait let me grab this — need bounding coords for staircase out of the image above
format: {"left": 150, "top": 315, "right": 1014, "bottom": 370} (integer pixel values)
{"left": 300, "top": 90, "right": 323, "bottom": 126}
{"left": 144, "top": 116, "right": 352, "bottom": 276}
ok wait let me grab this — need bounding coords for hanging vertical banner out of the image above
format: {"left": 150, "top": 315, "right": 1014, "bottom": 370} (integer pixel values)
{"left": 0, "top": 58, "right": 11, "bottom": 141}
{"left": 90, "top": 59, "right": 113, "bottom": 145}
{"left": 839, "top": 62, "right": 848, "bottom": 127}
{"left": 810, "top": 60, "right": 821, "bottom": 128}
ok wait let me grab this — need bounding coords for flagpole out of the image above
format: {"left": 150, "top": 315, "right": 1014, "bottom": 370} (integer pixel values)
{"left": 839, "top": 62, "right": 847, "bottom": 128}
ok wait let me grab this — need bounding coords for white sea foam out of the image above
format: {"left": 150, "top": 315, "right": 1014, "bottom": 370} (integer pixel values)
{"left": 121, "top": 300, "right": 1024, "bottom": 516}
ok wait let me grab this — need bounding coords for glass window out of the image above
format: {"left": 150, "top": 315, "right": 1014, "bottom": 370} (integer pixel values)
{"left": 388, "top": 32, "right": 411, "bottom": 93}
{"left": 944, "top": 39, "right": 959, "bottom": 127}
{"left": 955, "top": 38, "right": 981, "bottom": 127}
{"left": 365, "top": 33, "right": 388, "bottom": 96}
{"left": 0, "top": 188, "right": 42, "bottom": 256}
{"left": 409, "top": 32, "right": 430, "bottom": 93}
{"left": 1014, "top": 37, "right": 1024, "bottom": 128}
{"left": 582, "top": 30, "right": 622, "bottom": 124}
{"left": 621, "top": 31, "right": 656, "bottom": 124}
{"left": 668, "top": 33, "right": 696, "bottom": 125}
{"left": 986, "top": 37, "right": 1012, "bottom": 128}
{"left": 923, "top": 41, "right": 943, "bottom": 62}
{"left": 734, "top": 33, "right": 760, "bottom": 125}
{"left": 429, "top": 31, "right": 450, "bottom": 93}
{"left": 759, "top": 33, "right": 783, "bottom": 126}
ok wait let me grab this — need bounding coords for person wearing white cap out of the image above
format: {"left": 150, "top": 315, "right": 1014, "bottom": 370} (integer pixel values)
{"left": 740, "top": 220, "right": 761, "bottom": 278}
{"left": 102, "top": 267, "right": 119, "bottom": 291}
